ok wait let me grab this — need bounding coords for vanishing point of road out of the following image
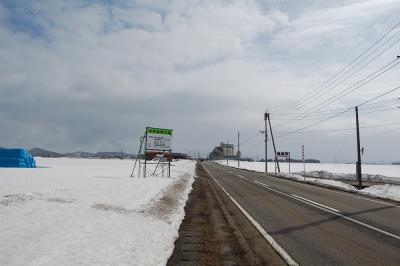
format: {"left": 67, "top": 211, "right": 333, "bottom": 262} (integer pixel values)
{"left": 202, "top": 162, "right": 400, "bottom": 265}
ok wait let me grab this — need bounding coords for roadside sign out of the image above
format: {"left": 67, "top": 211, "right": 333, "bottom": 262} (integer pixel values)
{"left": 277, "top": 151, "right": 291, "bottom": 173}
{"left": 146, "top": 127, "right": 173, "bottom": 151}
{"left": 131, "top": 127, "right": 174, "bottom": 178}
{"left": 277, "top": 151, "right": 289, "bottom": 158}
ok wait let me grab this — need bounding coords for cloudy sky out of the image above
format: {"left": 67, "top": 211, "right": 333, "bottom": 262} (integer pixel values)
{"left": 1, "top": 0, "right": 400, "bottom": 163}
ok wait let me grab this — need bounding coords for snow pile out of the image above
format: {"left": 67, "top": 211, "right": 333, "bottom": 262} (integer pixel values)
{"left": 0, "top": 158, "right": 196, "bottom": 266}
{"left": 304, "top": 171, "right": 400, "bottom": 185}
{"left": 360, "top": 184, "right": 400, "bottom": 202}
{"left": 275, "top": 172, "right": 356, "bottom": 191}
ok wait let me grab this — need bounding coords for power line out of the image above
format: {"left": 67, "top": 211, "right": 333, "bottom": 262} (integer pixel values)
{"left": 276, "top": 85, "right": 400, "bottom": 139}
{"left": 240, "top": 102, "right": 400, "bottom": 155}
{"left": 275, "top": 122, "right": 400, "bottom": 134}
{"left": 274, "top": 97, "right": 399, "bottom": 116}
{"left": 289, "top": 32, "right": 400, "bottom": 114}
{"left": 272, "top": 101, "right": 399, "bottom": 120}
{"left": 294, "top": 53, "right": 400, "bottom": 115}
{"left": 273, "top": 20, "right": 400, "bottom": 115}
{"left": 275, "top": 57, "right": 400, "bottom": 129}
{"left": 358, "top": 85, "right": 400, "bottom": 107}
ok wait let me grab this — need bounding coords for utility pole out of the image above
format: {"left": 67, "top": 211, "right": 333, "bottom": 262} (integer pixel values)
{"left": 226, "top": 140, "right": 229, "bottom": 166}
{"left": 355, "top": 106, "right": 362, "bottom": 189}
{"left": 302, "top": 145, "right": 305, "bottom": 175}
{"left": 237, "top": 131, "right": 240, "bottom": 167}
{"left": 264, "top": 113, "right": 268, "bottom": 173}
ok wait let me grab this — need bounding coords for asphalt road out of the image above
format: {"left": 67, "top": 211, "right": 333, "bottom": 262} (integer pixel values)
{"left": 202, "top": 162, "right": 400, "bottom": 265}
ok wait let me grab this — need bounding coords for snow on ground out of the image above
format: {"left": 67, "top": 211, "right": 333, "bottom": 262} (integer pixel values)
{"left": 0, "top": 157, "right": 196, "bottom": 266}
{"left": 216, "top": 160, "right": 400, "bottom": 202}
{"left": 275, "top": 172, "right": 357, "bottom": 191}
{"left": 219, "top": 160, "right": 400, "bottom": 179}
{"left": 361, "top": 184, "right": 400, "bottom": 202}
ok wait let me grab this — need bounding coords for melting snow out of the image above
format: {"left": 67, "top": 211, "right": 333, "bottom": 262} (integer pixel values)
{"left": 0, "top": 158, "right": 196, "bottom": 266}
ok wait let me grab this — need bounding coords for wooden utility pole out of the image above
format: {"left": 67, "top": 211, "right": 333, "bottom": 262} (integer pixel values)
{"left": 355, "top": 106, "right": 362, "bottom": 189}
{"left": 264, "top": 113, "right": 268, "bottom": 173}
{"left": 226, "top": 140, "right": 229, "bottom": 166}
{"left": 302, "top": 145, "right": 305, "bottom": 175}
{"left": 237, "top": 131, "right": 240, "bottom": 167}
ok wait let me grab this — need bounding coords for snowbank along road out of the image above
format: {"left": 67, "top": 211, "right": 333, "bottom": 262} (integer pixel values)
{"left": 202, "top": 162, "right": 400, "bottom": 265}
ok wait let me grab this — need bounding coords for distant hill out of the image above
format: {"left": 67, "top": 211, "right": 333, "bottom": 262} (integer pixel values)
{"left": 94, "top": 151, "right": 132, "bottom": 159}
{"left": 30, "top": 148, "right": 63, "bottom": 158}
{"left": 393, "top": 161, "right": 400, "bottom": 165}
{"left": 64, "top": 151, "right": 95, "bottom": 158}
{"left": 29, "top": 148, "right": 135, "bottom": 159}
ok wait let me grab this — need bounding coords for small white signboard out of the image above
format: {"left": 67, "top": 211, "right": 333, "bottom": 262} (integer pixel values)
{"left": 277, "top": 151, "right": 290, "bottom": 158}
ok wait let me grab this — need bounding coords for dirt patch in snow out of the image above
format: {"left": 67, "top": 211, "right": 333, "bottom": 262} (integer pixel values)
{"left": 0, "top": 193, "right": 42, "bottom": 206}
{"left": 144, "top": 173, "right": 191, "bottom": 223}
{"left": 47, "top": 198, "right": 75, "bottom": 203}
{"left": 91, "top": 203, "right": 133, "bottom": 214}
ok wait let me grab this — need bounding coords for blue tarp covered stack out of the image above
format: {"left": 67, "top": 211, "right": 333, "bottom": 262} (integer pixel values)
{"left": 0, "top": 149, "right": 36, "bottom": 168}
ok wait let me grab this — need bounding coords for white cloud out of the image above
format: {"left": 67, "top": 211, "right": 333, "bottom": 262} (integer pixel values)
{"left": 0, "top": 0, "right": 399, "bottom": 162}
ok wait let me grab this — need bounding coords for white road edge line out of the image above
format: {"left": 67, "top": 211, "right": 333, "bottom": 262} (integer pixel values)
{"left": 211, "top": 163, "right": 400, "bottom": 241}
{"left": 291, "top": 194, "right": 340, "bottom": 213}
{"left": 202, "top": 163, "right": 299, "bottom": 266}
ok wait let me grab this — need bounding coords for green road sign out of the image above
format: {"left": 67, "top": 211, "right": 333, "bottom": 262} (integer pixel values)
{"left": 146, "top": 127, "right": 173, "bottom": 136}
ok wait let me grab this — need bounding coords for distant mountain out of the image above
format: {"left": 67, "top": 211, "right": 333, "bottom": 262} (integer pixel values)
{"left": 64, "top": 151, "right": 95, "bottom": 158}
{"left": 94, "top": 151, "right": 132, "bottom": 159}
{"left": 30, "top": 148, "right": 63, "bottom": 158}
{"left": 305, "top": 159, "right": 320, "bottom": 163}
{"left": 29, "top": 148, "right": 135, "bottom": 159}
{"left": 393, "top": 161, "right": 400, "bottom": 165}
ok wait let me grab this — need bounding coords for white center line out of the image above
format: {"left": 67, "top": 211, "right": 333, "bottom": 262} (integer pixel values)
{"left": 253, "top": 180, "right": 269, "bottom": 187}
{"left": 291, "top": 194, "right": 340, "bottom": 213}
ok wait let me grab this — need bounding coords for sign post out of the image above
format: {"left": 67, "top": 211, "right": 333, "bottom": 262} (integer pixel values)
{"left": 131, "top": 127, "right": 173, "bottom": 178}
{"left": 277, "top": 151, "right": 290, "bottom": 173}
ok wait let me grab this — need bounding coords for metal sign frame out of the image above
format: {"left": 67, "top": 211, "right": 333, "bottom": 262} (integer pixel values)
{"left": 131, "top": 127, "right": 173, "bottom": 178}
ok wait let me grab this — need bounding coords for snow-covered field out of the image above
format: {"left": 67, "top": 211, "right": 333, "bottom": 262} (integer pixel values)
{"left": 219, "top": 160, "right": 400, "bottom": 179}
{"left": 217, "top": 160, "right": 400, "bottom": 202}
{"left": 0, "top": 158, "right": 196, "bottom": 266}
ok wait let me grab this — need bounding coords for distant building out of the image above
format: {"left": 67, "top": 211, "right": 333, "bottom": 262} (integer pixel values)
{"left": 220, "top": 142, "right": 235, "bottom": 156}
{"left": 210, "top": 142, "right": 236, "bottom": 159}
